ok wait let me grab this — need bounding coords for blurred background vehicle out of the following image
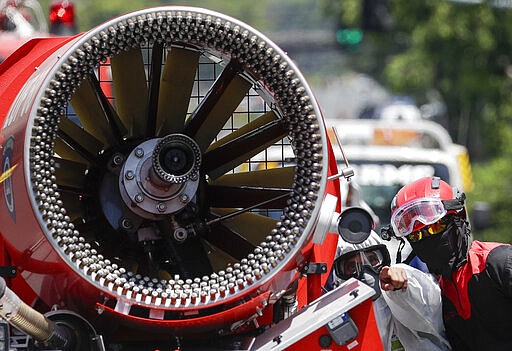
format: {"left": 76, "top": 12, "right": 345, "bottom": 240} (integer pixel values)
{"left": 247, "top": 115, "right": 477, "bottom": 264}
{"left": 48, "top": 0, "right": 75, "bottom": 35}
{"left": 358, "top": 96, "right": 422, "bottom": 121}
{"left": 326, "top": 118, "right": 476, "bottom": 263}
{"left": 0, "top": 0, "right": 75, "bottom": 62}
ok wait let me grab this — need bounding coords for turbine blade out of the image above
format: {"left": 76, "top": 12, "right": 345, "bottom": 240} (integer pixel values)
{"left": 204, "top": 117, "right": 287, "bottom": 179}
{"left": 205, "top": 223, "right": 256, "bottom": 261}
{"left": 211, "top": 166, "right": 296, "bottom": 188}
{"left": 146, "top": 42, "right": 164, "bottom": 137}
{"left": 70, "top": 73, "right": 126, "bottom": 146}
{"left": 183, "top": 60, "right": 251, "bottom": 150}
{"left": 208, "top": 185, "right": 290, "bottom": 209}
{"left": 110, "top": 46, "right": 148, "bottom": 138}
{"left": 156, "top": 47, "right": 200, "bottom": 136}
{"left": 202, "top": 241, "right": 238, "bottom": 271}
{"left": 53, "top": 157, "right": 88, "bottom": 189}
{"left": 56, "top": 117, "right": 104, "bottom": 166}
{"left": 211, "top": 209, "right": 277, "bottom": 246}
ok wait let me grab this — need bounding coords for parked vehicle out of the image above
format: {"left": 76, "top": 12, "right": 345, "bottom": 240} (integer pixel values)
{"left": 326, "top": 118, "right": 474, "bottom": 263}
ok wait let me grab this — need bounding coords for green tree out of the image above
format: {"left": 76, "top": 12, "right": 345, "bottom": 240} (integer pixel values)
{"left": 470, "top": 126, "right": 512, "bottom": 243}
{"left": 382, "top": 1, "right": 512, "bottom": 243}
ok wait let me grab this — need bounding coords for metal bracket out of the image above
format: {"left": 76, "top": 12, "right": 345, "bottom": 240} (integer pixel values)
{"left": 272, "top": 335, "right": 282, "bottom": 345}
{"left": 0, "top": 266, "right": 16, "bottom": 278}
{"left": 301, "top": 262, "right": 327, "bottom": 275}
{"left": 327, "top": 126, "right": 354, "bottom": 182}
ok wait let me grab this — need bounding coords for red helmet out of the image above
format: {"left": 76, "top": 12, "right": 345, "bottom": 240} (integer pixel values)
{"left": 390, "top": 177, "right": 466, "bottom": 238}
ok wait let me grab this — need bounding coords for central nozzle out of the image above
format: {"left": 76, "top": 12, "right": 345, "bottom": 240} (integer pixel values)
{"left": 119, "top": 134, "right": 202, "bottom": 218}
{"left": 152, "top": 134, "right": 202, "bottom": 184}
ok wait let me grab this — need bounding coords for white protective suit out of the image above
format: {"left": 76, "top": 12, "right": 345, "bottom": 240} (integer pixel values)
{"left": 333, "top": 231, "right": 452, "bottom": 351}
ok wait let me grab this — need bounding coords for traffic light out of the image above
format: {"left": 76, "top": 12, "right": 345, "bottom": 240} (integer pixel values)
{"left": 336, "top": 27, "right": 364, "bottom": 49}
{"left": 335, "top": 0, "right": 392, "bottom": 51}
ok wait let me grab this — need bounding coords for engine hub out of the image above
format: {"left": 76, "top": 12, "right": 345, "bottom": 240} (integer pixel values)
{"left": 120, "top": 134, "right": 201, "bottom": 218}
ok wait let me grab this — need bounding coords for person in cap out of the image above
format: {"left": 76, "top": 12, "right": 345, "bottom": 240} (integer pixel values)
{"left": 330, "top": 230, "right": 451, "bottom": 351}
{"left": 385, "top": 176, "right": 512, "bottom": 351}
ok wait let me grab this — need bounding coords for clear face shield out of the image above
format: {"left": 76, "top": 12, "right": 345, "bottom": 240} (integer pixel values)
{"left": 333, "top": 244, "right": 391, "bottom": 280}
{"left": 333, "top": 244, "right": 391, "bottom": 299}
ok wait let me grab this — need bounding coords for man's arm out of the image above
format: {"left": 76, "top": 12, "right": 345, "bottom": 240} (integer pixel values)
{"left": 380, "top": 264, "right": 446, "bottom": 332}
{"left": 379, "top": 266, "right": 408, "bottom": 292}
{"left": 487, "top": 245, "right": 512, "bottom": 297}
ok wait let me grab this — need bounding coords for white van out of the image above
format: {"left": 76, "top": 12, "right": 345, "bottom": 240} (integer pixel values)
{"left": 325, "top": 118, "right": 474, "bottom": 263}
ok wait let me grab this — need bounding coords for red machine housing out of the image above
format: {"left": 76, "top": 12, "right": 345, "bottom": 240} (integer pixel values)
{"left": 0, "top": 6, "right": 382, "bottom": 350}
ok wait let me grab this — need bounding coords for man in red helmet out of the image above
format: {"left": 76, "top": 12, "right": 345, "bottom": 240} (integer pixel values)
{"left": 382, "top": 176, "right": 512, "bottom": 351}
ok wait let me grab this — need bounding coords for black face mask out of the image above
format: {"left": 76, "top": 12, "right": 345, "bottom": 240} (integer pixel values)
{"left": 360, "top": 268, "right": 382, "bottom": 300}
{"left": 410, "top": 218, "right": 471, "bottom": 279}
{"left": 411, "top": 216, "right": 471, "bottom": 279}
{"left": 411, "top": 231, "right": 454, "bottom": 277}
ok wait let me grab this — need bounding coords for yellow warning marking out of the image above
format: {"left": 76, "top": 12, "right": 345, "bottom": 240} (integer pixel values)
{"left": 0, "top": 164, "right": 17, "bottom": 184}
{"left": 457, "top": 153, "right": 474, "bottom": 192}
